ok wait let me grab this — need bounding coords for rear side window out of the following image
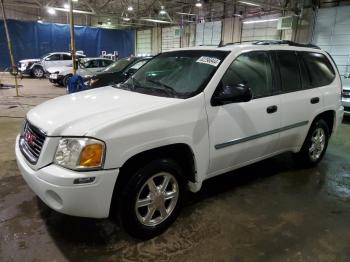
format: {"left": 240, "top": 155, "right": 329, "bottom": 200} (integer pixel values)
{"left": 276, "top": 51, "right": 301, "bottom": 92}
{"left": 221, "top": 51, "right": 273, "bottom": 98}
{"left": 301, "top": 52, "right": 335, "bottom": 87}
{"left": 62, "top": 54, "right": 71, "bottom": 60}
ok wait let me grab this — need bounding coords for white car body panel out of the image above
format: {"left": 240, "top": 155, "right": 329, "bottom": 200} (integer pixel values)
{"left": 16, "top": 44, "right": 344, "bottom": 218}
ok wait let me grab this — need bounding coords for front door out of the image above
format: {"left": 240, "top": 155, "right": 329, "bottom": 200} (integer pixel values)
{"left": 206, "top": 51, "right": 281, "bottom": 177}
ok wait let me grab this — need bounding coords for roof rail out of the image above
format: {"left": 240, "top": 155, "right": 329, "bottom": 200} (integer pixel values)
{"left": 253, "top": 40, "right": 320, "bottom": 49}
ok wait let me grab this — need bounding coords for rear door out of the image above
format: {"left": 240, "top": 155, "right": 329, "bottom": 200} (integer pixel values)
{"left": 274, "top": 50, "right": 324, "bottom": 151}
{"left": 206, "top": 51, "right": 281, "bottom": 176}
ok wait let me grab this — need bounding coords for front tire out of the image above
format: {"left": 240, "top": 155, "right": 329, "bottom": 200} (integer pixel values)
{"left": 296, "top": 119, "right": 329, "bottom": 167}
{"left": 118, "top": 159, "right": 184, "bottom": 239}
{"left": 62, "top": 74, "right": 72, "bottom": 87}
{"left": 31, "top": 66, "right": 44, "bottom": 78}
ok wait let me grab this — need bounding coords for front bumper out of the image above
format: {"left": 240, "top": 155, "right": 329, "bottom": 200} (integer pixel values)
{"left": 18, "top": 67, "right": 31, "bottom": 75}
{"left": 15, "top": 136, "right": 119, "bottom": 218}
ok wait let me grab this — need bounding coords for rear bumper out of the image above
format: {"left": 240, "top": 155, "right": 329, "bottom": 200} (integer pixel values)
{"left": 15, "top": 137, "right": 119, "bottom": 218}
{"left": 334, "top": 106, "right": 344, "bottom": 134}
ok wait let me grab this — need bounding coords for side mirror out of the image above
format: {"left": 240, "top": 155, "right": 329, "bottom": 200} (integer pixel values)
{"left": 212, "top": 82, "right": 252, "bottom": 106}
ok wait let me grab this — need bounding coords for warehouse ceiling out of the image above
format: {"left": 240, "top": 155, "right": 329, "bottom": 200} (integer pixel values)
{"left": 2, "top": 0, "right": 350, "bottom": 28}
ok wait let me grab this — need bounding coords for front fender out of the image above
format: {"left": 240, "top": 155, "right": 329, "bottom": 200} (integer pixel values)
{"left": 29, "top": 62, "right": 42, "bottom": 70}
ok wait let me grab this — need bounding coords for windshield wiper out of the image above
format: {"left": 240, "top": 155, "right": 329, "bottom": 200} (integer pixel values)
{"left": 146, "top": 78, "right": 178, "bottom": 97}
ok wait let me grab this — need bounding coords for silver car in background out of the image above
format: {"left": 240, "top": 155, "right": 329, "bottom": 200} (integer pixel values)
{"left": 342, "top": 73, "right": 350, "bottom": 115}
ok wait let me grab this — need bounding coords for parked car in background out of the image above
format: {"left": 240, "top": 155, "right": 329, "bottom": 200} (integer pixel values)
{"left": 342, "top": 73, "right": 350, "bottom": 115}
{"left": 48, "top": 58, "right": 114, "bottom": 87}
{"left": 16, "top": 42, "right": 344, "bottom": 239}
{"left": 18, "top": 52, "right": 86, "bottom": 78}
{"left": 87, "top": 56, "right": 151, "bottom": 88}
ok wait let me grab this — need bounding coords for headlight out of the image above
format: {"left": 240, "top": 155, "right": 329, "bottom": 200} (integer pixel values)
{"left": 90, "top": 78, "right": 99, "bottom": 85}
{"left": 54, "top": 138, "right": 105, "bottom": 170}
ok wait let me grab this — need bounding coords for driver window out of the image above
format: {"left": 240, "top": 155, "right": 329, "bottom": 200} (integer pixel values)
{"left": 221, "top": 51, "right": 273, "bottom": 99}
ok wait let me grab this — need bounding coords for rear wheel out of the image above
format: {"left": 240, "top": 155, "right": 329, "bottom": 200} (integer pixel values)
{"left": 31, "top": 66, "right": 44, "bottom": 78}
{"left": 117, "top": 159, "right": 184, "bottom": 239}
{"left": 296, "top": 119, "right": 329, "bottom": 166}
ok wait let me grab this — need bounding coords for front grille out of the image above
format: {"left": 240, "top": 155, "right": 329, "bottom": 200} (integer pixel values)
{"left": 19, "top": 121, "right": 46, "bottom": 164}
{"left": 343, "top": 91, "right": 350, "bottom": 98}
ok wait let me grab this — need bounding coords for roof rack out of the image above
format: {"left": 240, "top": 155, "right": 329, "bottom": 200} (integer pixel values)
{"left": 253, "top": 40, "right": 320, "bottom": 49}
{"left": 218, "top": 40, "right": 320, "bottom": 49}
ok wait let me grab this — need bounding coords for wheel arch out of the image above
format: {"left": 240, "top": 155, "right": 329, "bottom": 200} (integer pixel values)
{"left": 312, "top": 110, "right": 335, "bottom": 134}
{"left": 111, "top": 143, "right": 197, "bottom": 207}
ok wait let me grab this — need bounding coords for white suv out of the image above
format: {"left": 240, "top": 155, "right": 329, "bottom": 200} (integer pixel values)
{"left": 16, "top": 41, "right": 344, "bottom": 239}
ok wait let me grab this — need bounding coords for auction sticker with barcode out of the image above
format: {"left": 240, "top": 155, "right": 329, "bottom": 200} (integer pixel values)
{"left": 196, "top": 56, "right": 221, "bottom": 67}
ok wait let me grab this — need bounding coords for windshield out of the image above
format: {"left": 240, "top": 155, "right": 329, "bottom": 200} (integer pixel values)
{"left": 103, "top": 58, "right": 134, "bottom": 73}
{"left": 120, "top": 50, "right": 229, "bottom": 98}
{"left": 40, "top": 53, "right": 51, "bottom": 60}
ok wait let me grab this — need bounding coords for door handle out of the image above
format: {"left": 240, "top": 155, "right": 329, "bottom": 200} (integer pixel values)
{"left": 310, "top": 97, "right": 320, "bottom": 104}
{"left": 266, "top": 105, "right": 278, "bottom": 114}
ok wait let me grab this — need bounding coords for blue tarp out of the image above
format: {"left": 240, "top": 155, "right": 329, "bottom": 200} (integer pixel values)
{"left": 0, "top": 19, "right": 135, "bottom": 70}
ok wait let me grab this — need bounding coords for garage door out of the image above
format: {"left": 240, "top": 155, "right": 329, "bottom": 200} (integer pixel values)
{"left": 313, "top": 6, "right": 350, "bottom": 74}
{"left": 241, "top": 14, "right": 280, "bottom": 42}
{"left": 195, "top": 21, "right": 222, "bottom": 46}
{"left": 136, "top": 29, "right": 152, "bottom": 56}
{"left": 161, "top": 26, "right": 181, "bottom": 52}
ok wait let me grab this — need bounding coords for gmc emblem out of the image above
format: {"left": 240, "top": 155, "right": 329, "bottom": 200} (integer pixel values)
{"left": 24, "top": 131, "right": 36, "bottom": 146}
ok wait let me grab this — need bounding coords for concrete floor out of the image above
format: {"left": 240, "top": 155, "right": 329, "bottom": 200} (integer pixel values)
{"left": 1, "top": 76, "right": 350, "bottom": 261}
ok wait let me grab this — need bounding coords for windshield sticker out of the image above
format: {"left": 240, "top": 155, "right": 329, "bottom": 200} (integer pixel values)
{"left": 196, "top": 56, "right": 221, "bottom": 67}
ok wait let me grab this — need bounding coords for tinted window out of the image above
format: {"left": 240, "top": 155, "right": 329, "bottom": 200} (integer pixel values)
{"left": 104, "top": 58, "right": 134, "bottom": 73}
{"left": 297, "top": 53, "right": 312, "bottom": 89}
{"left": 301, "top": 52, "right": 335, "bottom": 87}
{"left": 276, "top": 51, "right": 301, "bottom": 92}
{"left": 101, "top": 60, "right": 113, "bottom": 67}
{"left": 46, "top": 54, "right": 60, "bottom": 61}
{"left": 91, "top": 60, "right": 100, "bottom": 68}
{"left": 62, "top": 54, "right": 71, "bottom": 60}
{"left": 221, "top": 51, "right": 273, "bottom": 98}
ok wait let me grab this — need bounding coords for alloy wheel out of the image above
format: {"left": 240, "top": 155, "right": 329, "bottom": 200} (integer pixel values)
{"left": 34, "top": 68, "right": 43, "bottom": 78}
{"left": 135, "top": 172, "right": 179, "bottom": 227}
{"left": 309, "top": 127, "right": 326, "bottom": 161}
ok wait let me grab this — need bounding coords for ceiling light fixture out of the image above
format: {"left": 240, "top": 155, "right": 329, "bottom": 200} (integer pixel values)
{"left": 127, "top": 6, "right": 133, "bottom": 11}
{"left": 243, "top": 18, "right": 278, "bottom": 24}
{"left": 141, "top": 18, "right": 171, "bottom": 24}
{"left": 238, "top": 1, "right": 261, "bottom": 7}
{"left": 123, "top": 17, "right": 131, "bottom": 21}
{"left": 49, "top": 7, "right": 94, "bottom": 14}
{"left": 72, "top": 0, "right": 78, "bottom": 2}
{"left": 195, "top": 1, "right": 202, "bottom": 7}
{"left": 159, "top": 5, "right": 166, "bottom": 15}
{"left": 63, "top": 3, "right": 69, "bottom": 9}
{"left": 47, "top": 7, "right": 56, "bottom": 15}
{"left": 176, "top": 12, "right": 197, "bottom": 16}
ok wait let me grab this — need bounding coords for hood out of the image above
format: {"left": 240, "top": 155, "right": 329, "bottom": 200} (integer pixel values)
{"left": 19, "top": 59, "right": 40, "bottom": 64}
{"left": 27, "top": 86, "right": 180, "bottom": 136}
{"left": 47, "top": 66, "right": 72, "bottom": 74}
